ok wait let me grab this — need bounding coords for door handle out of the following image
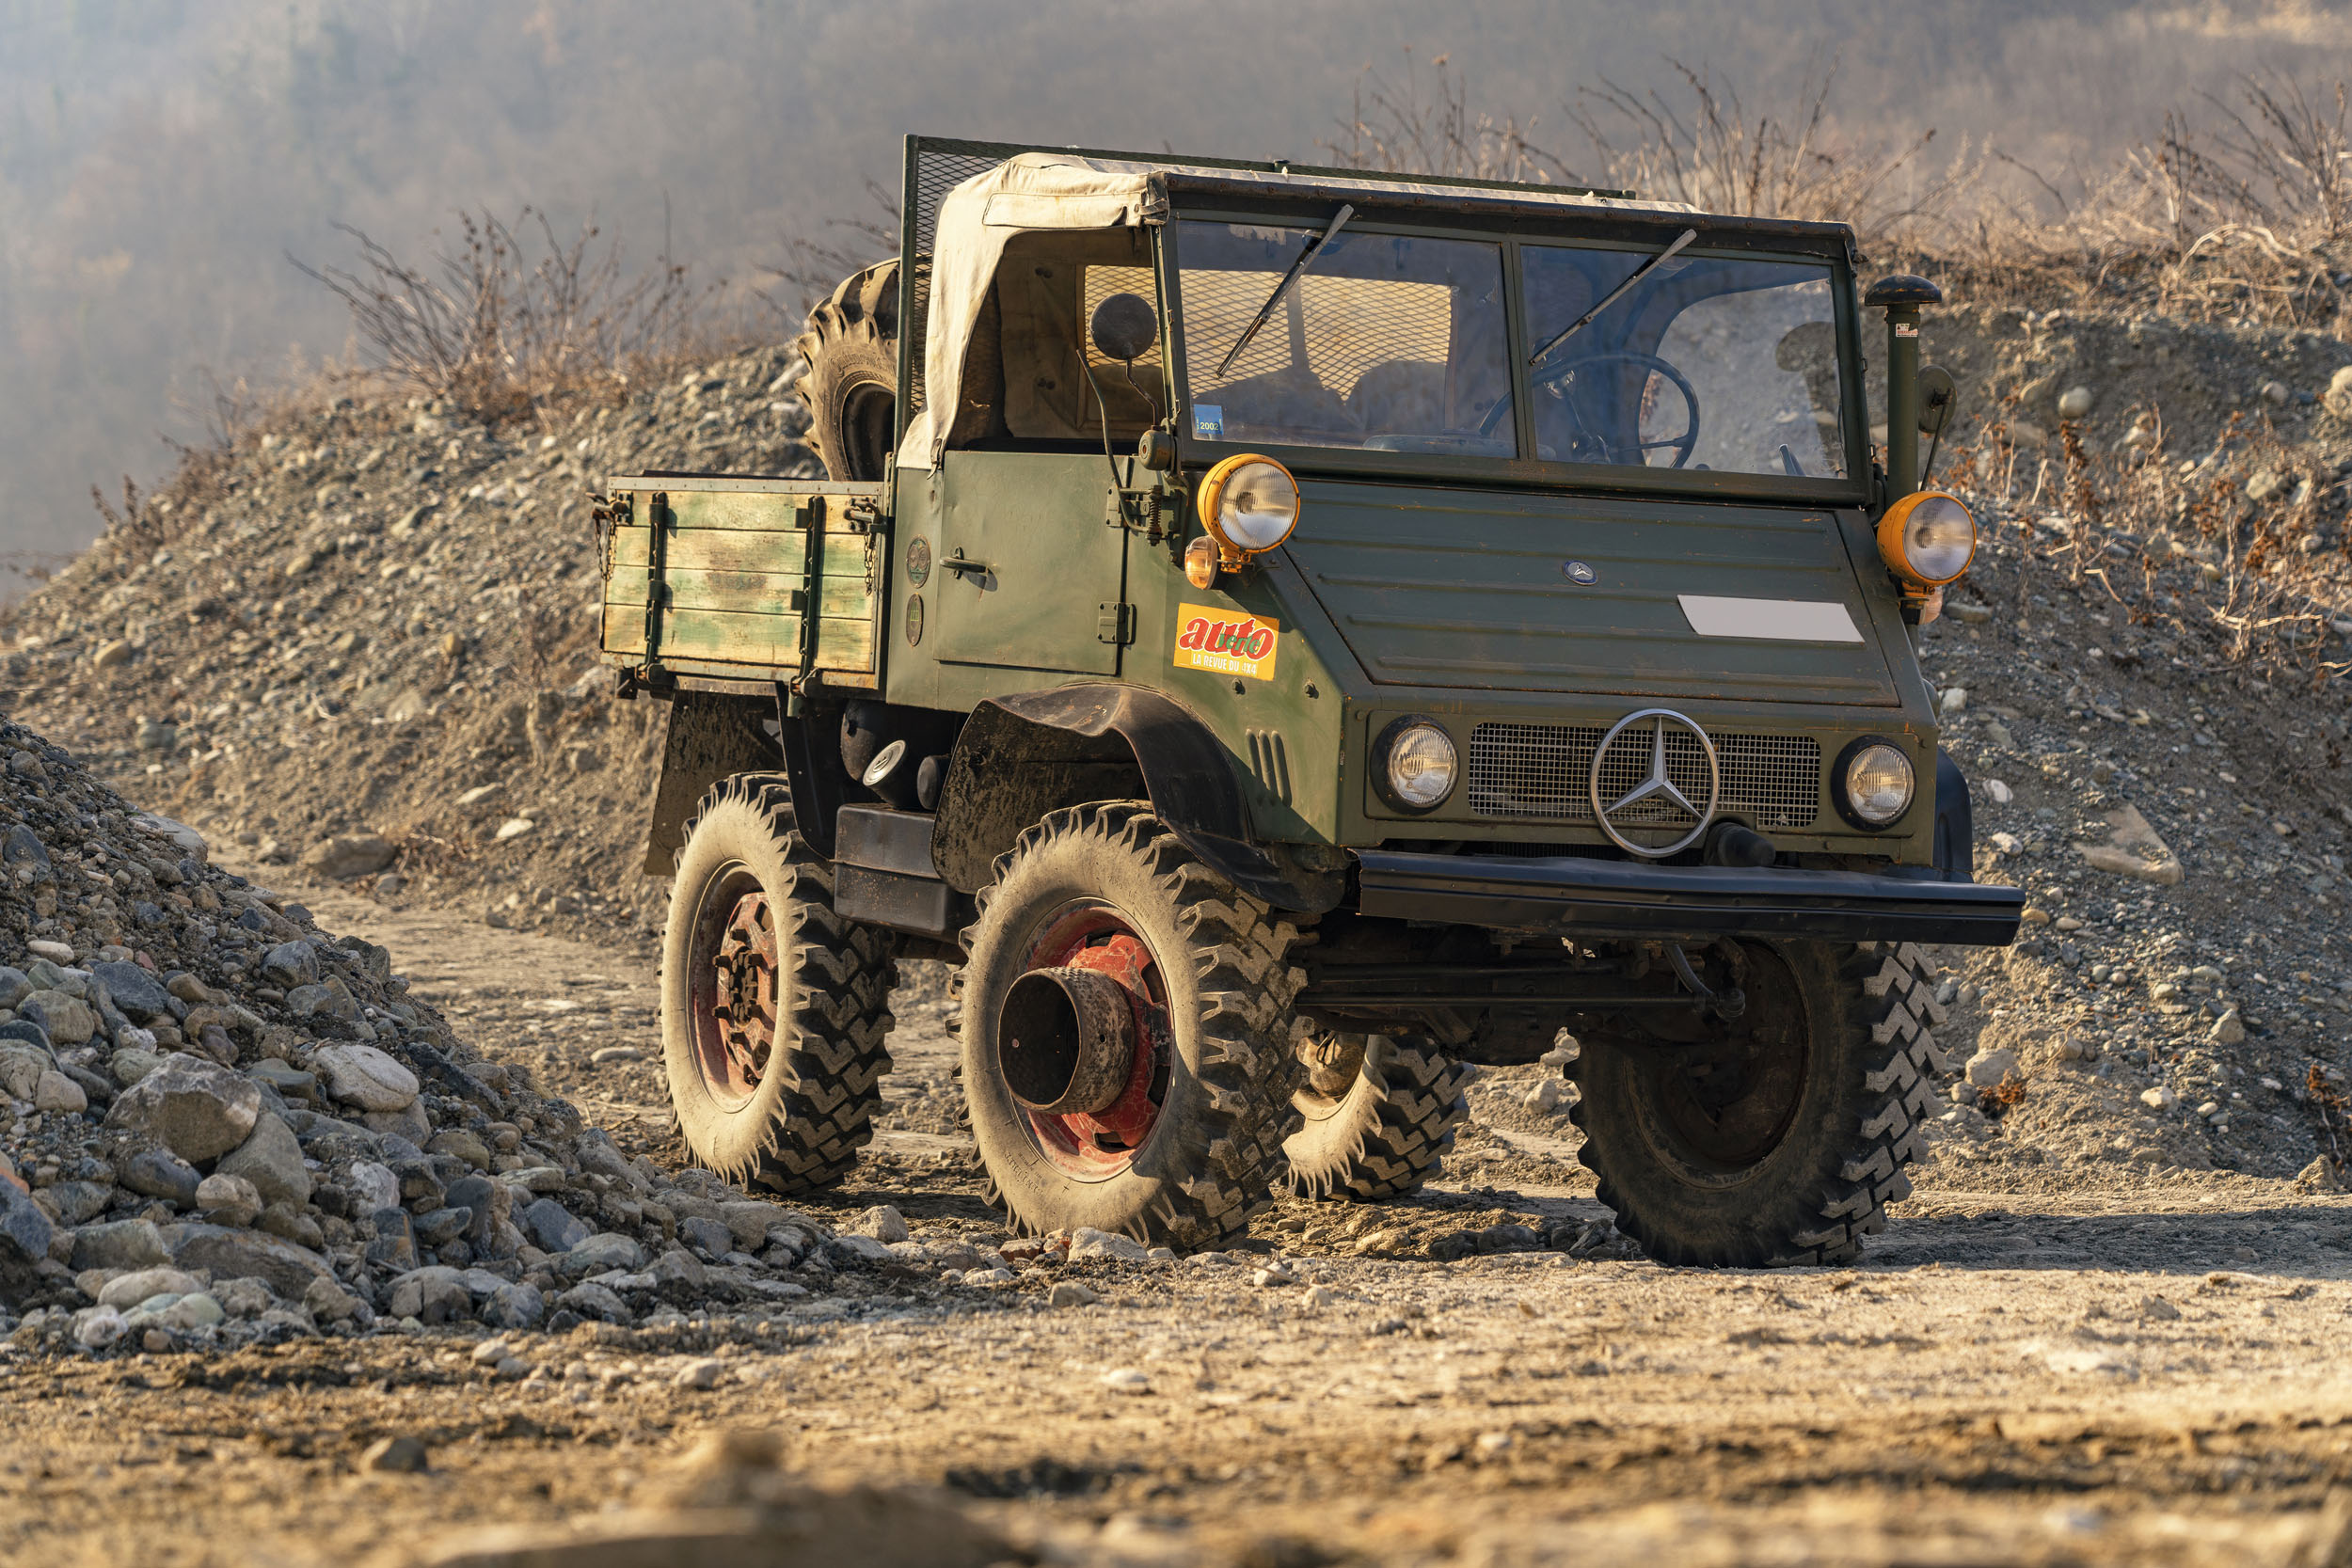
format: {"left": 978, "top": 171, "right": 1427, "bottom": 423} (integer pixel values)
{"left": 941, "top": 550, "right": 991, "bottom": 578}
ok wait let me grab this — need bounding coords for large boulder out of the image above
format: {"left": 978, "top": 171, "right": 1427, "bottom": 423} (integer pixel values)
{"left": 312, "top": 1043, "right": 420, "bottom": 1112}
{"left": 216, "top": 1112, "right": 314, "bottom": 1207}
{"left": 104, "top": 1054, "right": 262, "bottom": 1162}
{"left": 167, "top": 1224, "right": 336, "bottom": 1299}
{"left": 69, "top": 1218, "right": 169, "bottom": 1272}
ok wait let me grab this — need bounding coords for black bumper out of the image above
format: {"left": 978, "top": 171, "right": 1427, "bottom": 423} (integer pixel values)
{"left": 1354, "top": 850, "right": 2024, "bottom": 947}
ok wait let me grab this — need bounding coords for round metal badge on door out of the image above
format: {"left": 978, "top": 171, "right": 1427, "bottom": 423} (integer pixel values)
{"left": 906, "top": 535, "right": 932, "bottom": 588}
{"left": 1589, "top": 707, "right": 1719, "bottom": 858}
{"left": 905, "top": 594, "right": 925, "bottom": 646}
{"left": 1562, "top": 560, "right": 1597, "bottom": 584}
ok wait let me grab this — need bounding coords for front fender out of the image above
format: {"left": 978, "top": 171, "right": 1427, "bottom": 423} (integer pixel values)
{"left": 933, "top": 684, "right": 1343, "bottom": 913}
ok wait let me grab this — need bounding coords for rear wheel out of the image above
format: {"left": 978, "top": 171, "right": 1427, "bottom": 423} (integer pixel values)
{"left": 1284, "top": 1032, "right": 1470, "bottom": 1201}
{"left": 661, "top": 775, "right": 898, "bottom": 1194}
{"left": 960, "top": 804, "right": 1307, "bottom": 1248}
{"left": 1569, "top": 941, "right": 1947, "bottom": 1266}
{"left": 795, "top": 260, "right": 899, "bottom": 483}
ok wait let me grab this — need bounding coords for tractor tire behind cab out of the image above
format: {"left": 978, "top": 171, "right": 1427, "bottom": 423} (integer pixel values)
{"left": 1284, "top": 1032, "right": 1470, "bottom": 1201}
{"left": 661, "top": 774, "right": 898, "bottom": 1195}
{"left": 960, "top": 803, "right": 1308, "bottom": 1250}
{"left": 795, "top": 260, "right": 899, "bottom": 483}
{"left": 1569, "top": 941, "right": 1948, "bottom": 1267}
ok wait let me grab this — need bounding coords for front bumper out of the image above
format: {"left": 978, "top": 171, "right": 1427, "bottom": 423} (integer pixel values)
{"left": 1354, "top": 850, "right": 2023, "bottom": 947}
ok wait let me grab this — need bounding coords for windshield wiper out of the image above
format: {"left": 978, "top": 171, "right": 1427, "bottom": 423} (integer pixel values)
{"left": 1527, "top": 227, "right": 1697, "bottom": 369}
{"left": 1215, "top": 203, "right": 1354, "bottom": 378}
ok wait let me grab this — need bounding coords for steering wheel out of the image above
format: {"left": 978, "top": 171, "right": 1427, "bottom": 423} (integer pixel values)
{"left": 1480, "top": 350, "right": 1702, "bottom": 468}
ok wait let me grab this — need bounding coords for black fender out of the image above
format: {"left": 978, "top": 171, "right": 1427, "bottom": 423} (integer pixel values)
{"left": 932, "top": 684, "right": 1343, "bottom": 913}
{"left": 640, "top": 689, "right": 782, "bottom": 874}
{"left": 1932, "top": 746, "right": 1975, "bottom": 884}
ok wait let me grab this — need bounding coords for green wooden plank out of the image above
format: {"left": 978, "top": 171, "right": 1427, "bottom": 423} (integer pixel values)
{"left": 609, "top": 571, "right": 869, "bottom": 619}
{"left": 656, "top": 608, "right": 804, "bottom": 666}
{"left": 603, "top": 604, "right": 646, "bottom": 656}
{"left": 610, "top": 526, "right": 806, "bottom": 575}
{"left": 663, "top": 490, "right": 806, "bottom": 533}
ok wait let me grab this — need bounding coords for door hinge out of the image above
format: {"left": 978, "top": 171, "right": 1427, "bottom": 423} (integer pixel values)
{"left": 1105, "top": 486, "right": 1167, "bottom": 541}
{"left": 1097, "top": 602, "right": 1137, "bottom": 645}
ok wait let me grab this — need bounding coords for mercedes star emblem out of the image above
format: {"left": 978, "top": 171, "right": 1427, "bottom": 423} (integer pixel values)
{"left": 1588, "top": 707, "right": 1720, "bottom": 858}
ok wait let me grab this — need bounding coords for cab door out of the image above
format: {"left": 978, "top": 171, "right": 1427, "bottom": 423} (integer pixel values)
{"left": 929, "top": 450, "right": 1125, "bottom": 675}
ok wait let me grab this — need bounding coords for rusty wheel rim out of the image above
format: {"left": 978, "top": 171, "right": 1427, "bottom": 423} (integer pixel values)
{"left": 1011, "top": 903, "right": 1171, "bottom": 1180}
{"left": 688, "top": 863, "right": 778, "bottom": 1109}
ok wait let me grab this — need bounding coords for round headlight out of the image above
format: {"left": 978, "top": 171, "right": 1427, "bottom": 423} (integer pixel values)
{"left": 1876, "top": 491, "right": 1976, "bottom": 587}
{"left": 1837, "top": 739, "right": 1915, "bottom": 828}
{"left": 1378, "top": 719, "right": 1456, "bottom": 812}
{"left": 1199, "top": 453, "right": 1300, "bottom": 556}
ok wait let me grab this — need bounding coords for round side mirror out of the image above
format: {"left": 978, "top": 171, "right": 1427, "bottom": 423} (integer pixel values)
{"left": 1089, "top": 293, "right": 1158, "bottom": 363}
{"left": 1916, "top": 365, "right": 1958, "bottom": 436}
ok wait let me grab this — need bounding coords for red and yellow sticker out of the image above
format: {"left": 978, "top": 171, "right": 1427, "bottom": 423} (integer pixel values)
{"left": 1174, "top": 603, "right": 1279, "bottom": 681}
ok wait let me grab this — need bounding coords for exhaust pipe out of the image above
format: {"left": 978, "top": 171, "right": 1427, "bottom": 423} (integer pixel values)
{"left": 997, "top": 968, "right": 1136, "bottom": 1115}
{"left": 1863, "top": 273, "right": 1943, "bottom": 504}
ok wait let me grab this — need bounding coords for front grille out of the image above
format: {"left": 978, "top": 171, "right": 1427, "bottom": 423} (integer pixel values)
{"left": 1467, "top": 722, "right": 1822, "bottom": 830}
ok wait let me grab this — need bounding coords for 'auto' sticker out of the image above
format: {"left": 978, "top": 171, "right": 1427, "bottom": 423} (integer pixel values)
{"left": 1174, "top": 603, "right": 1279, "bottom": 681}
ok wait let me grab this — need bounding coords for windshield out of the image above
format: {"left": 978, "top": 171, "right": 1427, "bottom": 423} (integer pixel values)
{"left": 1176, "top": 221, "right": 1514, "bottom": 456}
{"left": 1520, "top": 245, "right": 1847, "bottom": 478}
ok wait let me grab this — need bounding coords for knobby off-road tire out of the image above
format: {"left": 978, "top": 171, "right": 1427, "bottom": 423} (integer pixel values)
{"left": 1284, "top": 1032, "right": 1472, "bottom": 1201}
{"left": 795, "top": 260, "right": 899, "bottom": 483}
{"left": 1569, "top": 941, "right": 1947, "bottom": 1267}
{"left": 960, "top": 803, "right": 1309, "bottom": 1249}
{"left": 661, "top": 774, "right": 898, "bottom": 1195}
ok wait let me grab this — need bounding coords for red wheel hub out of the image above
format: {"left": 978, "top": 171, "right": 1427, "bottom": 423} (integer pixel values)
{"left": 1017, "top": 911, "right": 1170, "bottom": 1176}
{"left": 696, "top": 885, "right": 778, "bottom": 1102}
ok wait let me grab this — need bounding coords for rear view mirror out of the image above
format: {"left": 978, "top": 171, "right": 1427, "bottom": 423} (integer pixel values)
{"left": 1917, "top": 365, "right": 1958, "bottom": 436}
{"left": 1089, "top": 293, "right": 1157, "bottom": 363}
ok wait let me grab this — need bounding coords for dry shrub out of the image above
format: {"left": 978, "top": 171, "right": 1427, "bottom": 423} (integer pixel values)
{"left": 1981, "top": 1073, "right": 2029, "bottom": 1114}
{"left": 294, "top": 206, "right": 713, "bottom": 420}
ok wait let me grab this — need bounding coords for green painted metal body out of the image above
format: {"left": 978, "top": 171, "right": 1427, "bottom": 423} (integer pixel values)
{"left": 597, "top": 139, "right": 1948, "bottom": 870}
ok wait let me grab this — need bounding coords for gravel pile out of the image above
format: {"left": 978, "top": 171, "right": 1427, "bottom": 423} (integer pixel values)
{"left": 0, "top": 714, "right": 988, "bottom": 1358}
{"left": 0, "top": 343, "right": 823, "bottom": 945}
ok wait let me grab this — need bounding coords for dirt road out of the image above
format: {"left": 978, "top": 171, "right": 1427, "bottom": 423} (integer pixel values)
{"left": 6, "top": 881, "right": 2350, "bottom": 1567}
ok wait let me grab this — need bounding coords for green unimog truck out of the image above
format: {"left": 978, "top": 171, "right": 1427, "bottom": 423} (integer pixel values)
{"left": 593, "top": 136, "right": 2021, "bottom": 1267}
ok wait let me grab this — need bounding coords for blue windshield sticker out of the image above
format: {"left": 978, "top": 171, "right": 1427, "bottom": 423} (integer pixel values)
{"left": 1192, "top": 404, "right": 1224, "bottom": 440}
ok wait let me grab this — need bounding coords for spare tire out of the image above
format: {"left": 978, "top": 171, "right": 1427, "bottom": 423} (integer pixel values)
{"left": 795, "top": 260, "right": 900, "bottom": 483}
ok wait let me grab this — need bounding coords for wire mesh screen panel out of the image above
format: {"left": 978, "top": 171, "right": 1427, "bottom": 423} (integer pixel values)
{"left": 903, "top": 144, "right": 1009, "bottom": 426}
{"left": 1467, "top": 722, "right": 1822, "bottom": 831}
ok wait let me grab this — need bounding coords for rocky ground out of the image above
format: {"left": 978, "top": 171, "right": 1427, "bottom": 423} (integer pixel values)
{"left": 5, "top": 300, "right": 2352, "bottom": 1559}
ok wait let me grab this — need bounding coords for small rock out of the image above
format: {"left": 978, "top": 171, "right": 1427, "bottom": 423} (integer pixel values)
{"left": 2058, "top": 386, "right": 2095, "bottom": 419}
{"left": 218, "top": 1112, "right": 313, "bottom": 1206}
{"left": 1963, "top": 1048, "right": 2019, "bottom": 1088}
{"left": 1048, "top": 1281, "right": 1102, "bottom": 1308}
{"left": 68, "top": 1218, "right": 167, "bottom": 1272}
{"left": 311, "top": 1043, "right": 420, "bottom": 1112}
{"left": 494, "top": 818, "right": 536, "bottom": 842}
{"left": 1099, "top": 1367, "right": 1152, "bottom": 1395}
{"left": 674, "top": 1357, "right": 724, "bottom": 1389}
{"left": 347, "top": 1161, "right": 401, "bottom": 1215}
{"left": 2137, "top": 1293, "right": 2182, "bottom": 1322}
{"left": 1067, "top": 1227, "right": 1149, "bottom": 1262}
{"left": 2257, "top": 380, "right": 2291, "bottom": 410}
{"left": 304, "top": 1276, "right": 367, "bottom": 1324}
{"left": 261, "top": 942, "right": 317, "bottom": 988}
{"left": 98, "top": 1267, "right": 205, "bottom": 1308}
{"left": 2140, "top": 1086, "right": 2179, "bottom": 1112}
{"left": 360, "top": 1435, "right": 429, "bottom": 1474}
{"left": 91, "top": 639, "right": 134, "bottom": 670}
{"left": 301, "top": 832, "right": 398, "bottom": 879}
{"left": 588, "top": 1046, "right": 644, "bottom": 1064}
{"left": 554, "top": 1280, "right": 630, "bottom": 1323}
{"left": 1523, "top": 1078, "right": 1565, "bottom": 1112}
{"left": 104, "top": 1054, "right": 262, "bottom": 1162}
{"left": 169, "top": 1224, "right": 336, "bottom": 1298}
{"left": 520, "top": 1198, "right": 591, "bottom": 1254}
{"left": 1251, "top": 1265, "right": 1299, "bottom": 1288}
{"left": 2296, "top": 1157, "right": 2344, "bottom": 1192}
{"left": 32, "top": 1069, "right": 87, "bottom": 1115}
{"left": 88, "top": 960, "right": 171, "bottom": 1022}
{"left": 2210, "top": 1008, "right": 2247, "bottom": 1045}
{"left": 1984, "top": 779, "right": 2012, "bottom": 804}
{"left": 482, "top": 1281, "right": 545, "bottom": 1330}
{"left": 845, "top": 1204, "right": 911, "bottom": 1243}
{"left": 195, "top": 1172, "right": 264, "bottom": 1226}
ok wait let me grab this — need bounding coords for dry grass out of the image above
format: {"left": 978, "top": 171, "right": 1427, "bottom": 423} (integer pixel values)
{"left": 294, "top": 206, "right": 713, "bottom": 420}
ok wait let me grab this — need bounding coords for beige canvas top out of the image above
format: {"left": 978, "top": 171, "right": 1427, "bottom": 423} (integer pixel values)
{"left": 896, "top": 151, "right": 1696, "bottom": 469}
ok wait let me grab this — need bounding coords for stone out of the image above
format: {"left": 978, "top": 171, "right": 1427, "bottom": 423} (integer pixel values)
{"left": 105, "top": 1054, "right": 262, "bottom": 1162}
{"left": 2141, "top": 1085, "right": 2180, "bottom": 1112}
{"left": 69, "top": 1219, "right": 167, "bottom": 1272}
{"left": 651, "top": 1248, "right": 707, "bottom": 1291}
{"left": 494, "top": 817, "right": 536, "bottom": 841}
{"left": 347, "top": 1160, "right": 401, "bottom": 1214}
{"left": 2, "top": 827, "right": 53, "bottom": 879}
{"left": 312, "top": 1043, "right": 420, "bottom": 1112}
{"left": 387, "top": 1267, "right": 471, "bottom": 1323}
{"left": 718, "top": 1201, "right": 788, "bottom": 1252}
{"left": 677, "top": 1215, "right": 733, "bottom": 1257}
{"left": 360, "top": 1101, "right": 432, "bottom": 1147}
{"left": 1523, "top": 1078, "right": 1565, "bottom": 1112}
{"left": 519, "top": 1197, "right": 591, "bottom": 1254}
{"left": 674, "top": 1357, "right": 725, "bottom": 1389}
{"left": 1099, "top": 1367, "right": 1151, "bottom": 1394}
{"left": 1963, "top": 1048, "right": 2020, "bottom": 1087}
{"left": 197, "top": 1172, "right": 264, "bottom": 1225}
{"left": 0, "top": 968, "right": 30, "bottom": 1010}
{"left": 301, "top": 832, "right": 397, "bottom": 879}
{"left": 98, "top": 1267, "right": 205, "bottom": 1308}
{"left": 124, "top": 1291, "right": 225, "bottom": 1333}
{"left": 1048, "top": 1281, "right": 1102, "bottom": 1308}
{"left": 560, "top": 1233, "right": 644, "bottom": 1275}
{"left": 32, "top": 1069, "right": 87, "bottom": 1115}
{"left": 73, "top": 1307, "right": 128, "bottom": 1348}
{"left": 360, "top": 1435, "right": 429, "bottom": 1474}
{"left": 0, "top": 1180, "right": 55, "bottom": 1269}
{"left": 130, "top": 812, "right": 207, "bottom": 863}
{"left": 846, "top": 1204, "right": 910, "bottom": 1243}
{"left": 168, "top": 1224, "right": 335, "bottom": 1298}
{"left": 216, "top": 1277, "right": 276, "bottom": 1319}
{"left": 1068, "top": 1227, "right": 1149, "bottom": 1262}
{"left": 2210, "top": 1008, "right": 2247, "bottom": 1045}
{"left": 247, "top": 1061, "right": 318, "bottom": 1101}
{"left": 24, "top": 990, "right": 96, "bottom": 1046}
{"left": 2297, "top": 1157, "right": 2344, "bottom": 1192}
{"left": 482, "top": 1281, "right": 545, "bottom": 1330}
{"left": 2257, "top": 379, "right": 2292, "bottom": 409}
{"left": 40, "top": 1180, "right": 111, "bottom": 1226}
{"left": 554, "top": 1280, "right": 630, "bottom": 1323}
{"left": 88, "top": 960, "right": 171, "bottom": 1022}
{"left": 425, "top": 1129, "right": 492, "bottom": 1169}
{"left": 2058, "top": 386, "right": 2094, "bottom": 419}
{"left": 260, "top": 941, "right": 317, "bottom": 988}
{"left": 303, "top": 1275, "right": 366, "bottom": 1326}
{"left": 589, "top": 1046, "right": 644, "bottom": 1064}
{"left": 413, "top": 1207, "right": 475, "bottom": 1246}
{"left": 91, "top": 639, "right": 134, "bottom": 669}
{"left": 2075, "top": 805, "right": 2185, "bottom": 886}
{"left": 217, "top": 1112, "right": 314, "bottom": 1206}
{"left": 109, "top": 1048, "right": 165, "bottom": 1087}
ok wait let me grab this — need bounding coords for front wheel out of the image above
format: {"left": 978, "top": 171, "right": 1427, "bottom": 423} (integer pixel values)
{"left": 960, "top": 803, "right": 1307, "bottom": 1249}
{"left": 1569, "top": 941, "right": 1947, "bottom": 1266}
{"left": 1284, "top": 1032, "right": 1471, "bottom": 1201}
